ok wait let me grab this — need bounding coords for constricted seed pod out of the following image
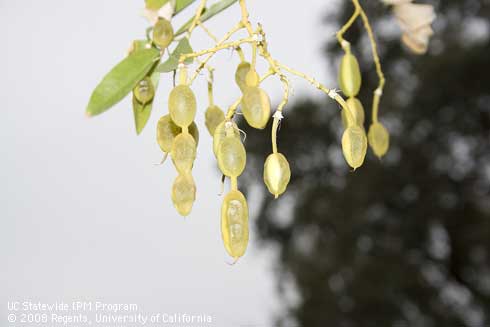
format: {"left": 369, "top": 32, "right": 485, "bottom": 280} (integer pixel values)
{"left": 169, "top": 85, "right": 196, "bottom": 128}
{"left": 342, "top": 97, "right": 365, "bottom": 128}
{"left": 205, "top": 105, "right": 225, "bottom": 136}
{"left": 368, "top": 122, "right": 390, "bottom": 158}
{"left": 235, "top": 62, "right": 251, "bottom": 92}
{"left": 245, "top": 69, "right": 259, "bottom": 87}
{"left": 241, "top": 87, "right": 271, "bottom": 129}
{"left": 171, "top": 132, "right": 197, "bottom": 173}
{"left": 133, "top": 77, "right": 155, "bottom": 105}
{"left": 157, "top": 115, "right": 199, "bottom": 153}
{"left": 153, "top": 18, "right": 174, "bottom": 49}
{"left": 263, "top": 153, "right": 291, "bottom": 198}
{"left": 338, "top": 53, "right": 362, "bottom": 97}
{"left": 171, "top": 173, "right": 196, "bottom": 217}
{"left": 342, "top": 125, "right": 368, "bottom": 170}
{"left": 221, "top": 190, "right": 249, "bottom": 259}
{"left": 213, "top": 120, "right": 240, "bottom": 157}
{"left": 217, "top": 134, "right": 246, "bottom": 178}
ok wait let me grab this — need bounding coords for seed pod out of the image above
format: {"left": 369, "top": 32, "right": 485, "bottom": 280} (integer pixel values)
{"left": 341, "top": 97, "right": 365, "bottom": 128}
{"left": 221, "top": 190, "right": 249, "bottom": 259}
{"left": 205, "top": 105, "right": 225, "bottom": 136}
{"left": 169, "top": 85, "right": 197, "bottom": 128}
{"left": 213, "top": 120, "right": 240, "bottom": 157}
{"left": 171, "top": 132, "right": 197, "bottom": 173}
{"left": 217, "top": 134, "right": 246, "bottom": 178}
{"left": 171, "top": 173, "right": 196, "bottom": 217}
{"left": 235, "top": 62, "right": 251, "bottom": 92}
{"left": 263, "top": 153, "right": 291, "bottom": 198}
{"left": 368, "top": 122, "right": 390, "bottom": 158}
{"left": 157, "top": 115, "right": 199, "bottom": 153}
{"left": 133, "top": 77, "right": 155, "bottom": 105}
{"left": 342, "top": 125, "right": 368, "bottom": 170}
{"left": 153, "top": 18, "right": 174, "bottom": 49}
{"left": 338, "top": 53, "right": 362, "bottom": 97}
{"left": 241, "top": 87, "right": 271, "bottom": 129}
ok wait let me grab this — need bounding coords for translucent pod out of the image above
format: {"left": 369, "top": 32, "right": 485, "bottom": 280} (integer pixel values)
{"left": 171, "top": 132, "right": 197, "bottom": 173}
{"left": 368, "top": 122, "right": 390, "bottom": 158}
{"left": 133, "top": 77, "right": 155, "bottom": 105}
{"left": 338, "top": 53, "right": 362, "bottom": 97}
{"left": 157, "top": 115, "right": 199, "bottom": 153}
{"left": 235, "top": 62, "right": 251, "bottom": 92}
{"left": 241, "top": 87, "right": 271, "bottom": 129}
{"left": 169, "top": 85, "right": 197, "bottom": 128}
{"left": 341, "top": 97, "right": 365, "bottom": 129}
{"left": 205, "top": 105, "right": 225, "bottom": 136}
{"left": 245, "top": 69, "right": 259, "bottom": 87}
{"left": 153, "top": 18, "right": 174, "bottom": 49}
{"left": 171, "top": 173, "right": 196, "bottom": 217}
{"left": 342, "top": 125, "right": 368, "bottom": 170}
{"left": 221, "top": 190, "right": 249, "bottom": 260}
{"left": 263, "top": 153, "right": 291, "bottom": 198}
{"left": 217, "top": 133, "right": 246, "bottom": 178}
{"left": 213, "top": 120, "right": 240, "bottom": 157}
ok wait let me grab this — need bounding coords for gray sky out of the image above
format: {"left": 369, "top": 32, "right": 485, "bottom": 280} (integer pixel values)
{"left": 1, "top": 1, "right": 335, "bottom": 325}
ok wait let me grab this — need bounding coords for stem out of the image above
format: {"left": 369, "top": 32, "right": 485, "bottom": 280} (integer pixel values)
{"left": 207, "top": 68, "right": 214, "bottom": 106}
{"left": 186, "top": 0, "right": 207, "bottom": 38}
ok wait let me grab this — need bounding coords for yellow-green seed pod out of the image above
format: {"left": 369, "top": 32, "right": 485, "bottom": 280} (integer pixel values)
{"left": 338, "top": 53, "right": 362, "bottom": 97}
{"left": 157, "top": 116, "right": 199, "bottom": 153}
{"left": 171, "top": 173, "right": 196, "bottom": 217}
{"left": 217, "top": 134, "right": 246, "bottom": 178}
{"left": 341, "top": 97, "right": 365, "bottom": 128}
{"left": 133, "top": 77, "right": 155, "bottom": 105}
{"left": 342, "top": 125, "right": 368, "bottom": 170}
{"left": 169, "top": 85, "right": 197, "bottom": 128}
{"left": 221, "top": 190, "right": 249, "bottom": 259}
{"left": 245, "top": 69, "right": 259, "bottom": 87}
{"left": 205, "top": 105, "right": 225, "bottom": 136}
{"left": 368, "top": 122, "right": 390, "bottom": 158}
{"left": 241, "top": 87, "right": 271, "bottom": 129}
{"left": 213, "top": 121, "right": 240, "bottom": 157}
{"left": 157, "top": 115, "right": 180, "bottom": 153}
{"left": 153, "top": 18, "right": 174, "bottom": 49}
{"left": 235, "top": 62, "right": 251, "bottom": 92}
{"left": 263, "top": 153, "right": 291, "bottom": 198}
{"left": 171, "top": 132, "right": 197, "bottom": 173}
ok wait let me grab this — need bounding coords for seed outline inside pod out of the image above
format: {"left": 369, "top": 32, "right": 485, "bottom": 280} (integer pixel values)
{"left": 368, "top": 122, "right": 390, "bottom": 158}
{"left": 171, "top": 132, "right": 197, "bottom": 173}
{"left": 217, "top": 135, "right": 246, "bottom": 177}
{"left": 342, "top": 125, "right": 368, "bottom": 170}
{"left": 263, "top": 153, "right": 291, "bottom": 198}
{"left": 171, "top": 173, "right": 196, "bottom": 217}
{"left": 241, "top": 87, "right": 271, "bottom": 129}
{"left": 338, "top": 53, "right": 362, "bottom": 97}
{"left": 221, "top": 190, "right": 249, "bottom": 260}
{"left": 169, "top": 85, "right": 197, "bottom": 128}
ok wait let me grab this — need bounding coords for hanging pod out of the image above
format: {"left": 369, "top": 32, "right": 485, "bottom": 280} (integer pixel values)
{"left": 217, "top": 131, "right": 246, "bottom": 178}
{"left": 368, "top": 122, "right": 390, "bottom": 158}
{"left": 157, "top": 115, "right": 199, "bottom": 154}
{"left": 241, "top": 87, "right": 271, "bottom": 129}
{"left": 171, "top": 132, "right": 197, "bottom": 173}
{"left": 338, "top": 53, "right": 362, "bottom": 97}
{"left": 342, "top": 125, "right": 368, "bottom": 170}
{"left": 341, "top": 97, "right": 365, "bottom": 128}
{"left": 153, "top": 18, "right": 174, "bottom": 49}
{"left": 133, "top": 76, "right": 155, "bottom": 105}
{"left": 213, "top": 120, "right": 240, "bottom": 157}
{"left": 263, "top": 153, "right": 291, "bottom": 198}
{"left": 168, "top": 85, "right": 197, "bottom": 128}
{"left": 205, "top": 105, "right": 225, "bottom": 136}
{"left": 171, "top": 173, "right": 196, "bottom": 217}
{"left": 234, "top": 61, "right": 251, "bottom": 92}
{"left": 221, "top": 190, "right": 249, "bottom": 260}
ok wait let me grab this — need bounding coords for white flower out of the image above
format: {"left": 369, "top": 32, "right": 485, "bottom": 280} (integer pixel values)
{"left": 383, "top": 0, "right": 436, "bottom": 54}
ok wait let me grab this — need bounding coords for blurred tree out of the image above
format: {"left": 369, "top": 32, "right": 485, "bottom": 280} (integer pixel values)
{"left": 242, "top": 0, "right": 490, "bottom": 325}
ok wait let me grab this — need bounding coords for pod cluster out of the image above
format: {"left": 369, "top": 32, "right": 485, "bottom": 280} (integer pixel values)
{"left": 338, "top": 49, "right": 390, "bottom": 168}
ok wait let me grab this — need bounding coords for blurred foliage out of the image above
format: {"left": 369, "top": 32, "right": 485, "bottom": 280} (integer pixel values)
{"left": 242, "top": 0, "right": 490, "bottom": 325}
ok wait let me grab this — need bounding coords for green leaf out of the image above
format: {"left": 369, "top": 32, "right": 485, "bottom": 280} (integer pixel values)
{"left": 156, "top": 38, "right": 193, "bottom": 73}
{"left": 175, "top": 0, "right": 238, "bottom": 36}
{"left": 145, "top": 0, "right": 169, "bottom": 10}
{"left": 175, "top": 0, "right": 197, "bottom": 14}
{"left": 86, "top": 48, "right": 160, "bottom": 117}
{"left": 133, "top": 71, "right": 161, "bottom": 135}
